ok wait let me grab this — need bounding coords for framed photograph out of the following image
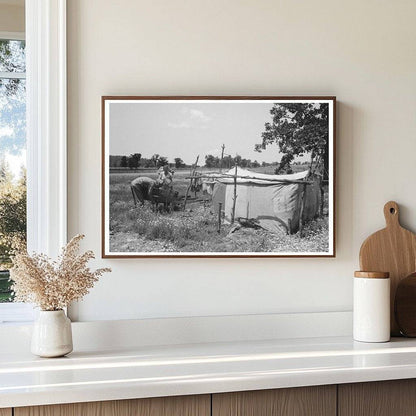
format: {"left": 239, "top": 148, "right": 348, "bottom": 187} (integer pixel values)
{"left": 102, "top": 96, "right": 336, "bottom": 258}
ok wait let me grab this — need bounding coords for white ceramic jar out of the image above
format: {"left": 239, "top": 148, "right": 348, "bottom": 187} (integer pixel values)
{"left": 353, "top": 271, "right": 390, "bottom": 343}
{"left": 31, "top": 310, "right": 73, "bottom": 357}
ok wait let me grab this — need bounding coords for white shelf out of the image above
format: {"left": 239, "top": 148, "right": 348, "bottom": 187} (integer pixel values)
{"left": 2, "top": 335, "right": 416, "bottom": 408}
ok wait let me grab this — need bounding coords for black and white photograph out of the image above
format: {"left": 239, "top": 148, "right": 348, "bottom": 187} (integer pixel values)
{"left": 102, "top": 97, "right": 335, "bottom": 257}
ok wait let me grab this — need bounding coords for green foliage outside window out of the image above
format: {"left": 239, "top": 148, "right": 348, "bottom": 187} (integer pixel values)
{"left": 0, "top": 162, "right": 26, "bottom": 302}
{"left": 0, "top": 39, "right": 27, "bottom": 302}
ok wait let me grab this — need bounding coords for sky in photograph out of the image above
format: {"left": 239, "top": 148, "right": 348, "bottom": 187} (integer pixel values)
{"left": 109, "top": 101, "right": 307, "bottom": 165}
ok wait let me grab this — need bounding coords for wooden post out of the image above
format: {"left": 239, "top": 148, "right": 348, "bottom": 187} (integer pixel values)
{"left": 220, "top": 144, "right": 225, "bottom": 173}
{"left": 183, "top": 184, "right": 191, "bottom": 211}
{"left": 217, "top": 202, "right": 222, "bottom": 233}
{"left": 319, "top": 176, "right": 324, "bottom": 216}
{"left": 231, "top": 164, "right": 238, "bottom": 224}
{"left": 183, "top": 155, "right": 199, "bottom": 210}
{"left": 192, "top": 155, "right": 199, "bottom": 190}
{"left": 298, "top": 182, "right": 307, "bottom": 236}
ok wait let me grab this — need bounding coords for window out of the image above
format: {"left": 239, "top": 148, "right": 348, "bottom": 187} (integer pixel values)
{"left": 0, "top": 1, "right": 67, "bottom": 324}
{"left": 0, "top": 35, "right": 26, "bottom": 306}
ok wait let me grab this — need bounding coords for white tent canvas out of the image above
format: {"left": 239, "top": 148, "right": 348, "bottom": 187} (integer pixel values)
{"left": 212, "top": 167, "right": 321, "bottom": 234}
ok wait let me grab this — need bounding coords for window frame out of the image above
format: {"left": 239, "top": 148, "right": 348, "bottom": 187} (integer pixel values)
{"left": 0, "top": 31, "right": 24, "bottom": 41}
{"left": 0, "top": 0, "right": 67, "bottom": 323}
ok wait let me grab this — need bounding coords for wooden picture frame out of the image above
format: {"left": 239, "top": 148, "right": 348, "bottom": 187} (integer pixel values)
{"left": 102, "top": 96, "right": 336, "bottom": 258}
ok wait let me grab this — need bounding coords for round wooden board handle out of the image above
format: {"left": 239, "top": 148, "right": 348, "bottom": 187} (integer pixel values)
{"left": 384, "top": 201, "right": 400, "bottom": 228}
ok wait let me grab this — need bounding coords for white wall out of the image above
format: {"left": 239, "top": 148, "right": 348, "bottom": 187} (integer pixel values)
{"left": 67, "top": 0, "right": 416, "bottom": 322}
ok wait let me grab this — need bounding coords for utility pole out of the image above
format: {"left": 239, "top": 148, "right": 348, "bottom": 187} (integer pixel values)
{"left": 220, "top": 144, "right": 225, "bottom": 173}
{"left": 231, "top": 164, "right": 238, "bottom": 224}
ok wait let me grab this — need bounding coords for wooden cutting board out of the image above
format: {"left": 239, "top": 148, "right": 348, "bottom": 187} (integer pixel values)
{"left": 359, "top": 201, "right": 416, "bottom": 335}
{"left": 395, "top": 273, "right": 416, "bottom": 337}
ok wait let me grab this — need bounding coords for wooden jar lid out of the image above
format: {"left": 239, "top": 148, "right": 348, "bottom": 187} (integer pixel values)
{"left": 354, "top": 271, "right": 390, "bottom": 279}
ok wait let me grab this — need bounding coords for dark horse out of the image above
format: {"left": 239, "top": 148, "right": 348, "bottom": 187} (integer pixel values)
{"left": 131, "top": 177, "right": 178, "bottom": 212}
{"left": 151, "top": 186, "right": 179, "bottom": 213}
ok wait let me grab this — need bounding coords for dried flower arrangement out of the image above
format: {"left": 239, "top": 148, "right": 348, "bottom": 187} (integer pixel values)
{"left": 10, "top": 234, "right": 111, "bottom": 311}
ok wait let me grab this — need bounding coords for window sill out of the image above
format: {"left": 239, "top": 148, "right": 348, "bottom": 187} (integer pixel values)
{"left": 0, "top": 303, "right": 35, "bottom": 324}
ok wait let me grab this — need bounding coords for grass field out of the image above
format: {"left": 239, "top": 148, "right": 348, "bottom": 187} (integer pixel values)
{"left": 109, "top": 169, "right": 329, "bottom": 253}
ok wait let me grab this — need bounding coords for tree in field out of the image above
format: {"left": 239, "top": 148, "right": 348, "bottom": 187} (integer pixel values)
{"left": 120, "top": 156, "right": 128, "bottom": 167}
{"left": 255, "top": 103, "right": 329, "bottom": 178}
{"left": 276, "top": 154, "right": 293, "bottom": 174}
{"left": 223, "top": 155, "right": 233, "bottom": 169}
{"left": 141, "top": 158, "right": 153, "bottom": 168}
{"left": 233, "top": 154, "right": 242, "bottom": 166}
{"left": 157, "top": 156, "right": 169, "bottom": 167}
{"left": 240, "top": 158, "right": 252, "bottom": 168}
{"left": 174, "top": 158, "right": 185, "bottom": 168}
{"left": 151, "top": 154, "right": 160, "bottom": 167}
{"left": 127, "top": 158, "right": 135, "bottom": 169}
{"left": 205, "top": 154, "right": 219, "bottom": 168}
{"left": 127, "top": 153, "right": 141, "bottom": 169}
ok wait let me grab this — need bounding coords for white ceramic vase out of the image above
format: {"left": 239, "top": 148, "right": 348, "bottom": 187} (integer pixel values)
{"left": 31, "top": 310, "right": 73, "bottom": 358}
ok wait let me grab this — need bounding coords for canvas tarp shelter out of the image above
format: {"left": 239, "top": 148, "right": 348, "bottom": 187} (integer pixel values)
{"left": 211, "top": 167, "right": 321, "bottom": 234}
